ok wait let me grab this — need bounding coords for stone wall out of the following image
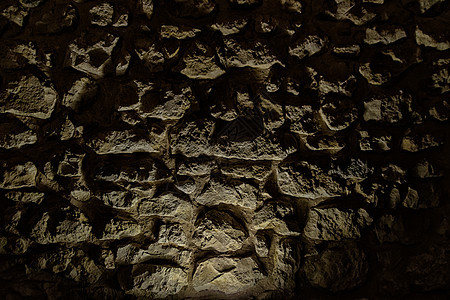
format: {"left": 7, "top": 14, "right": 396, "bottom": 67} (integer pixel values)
{"left": 0, "top": 0, "right": 449, "bottom": 299}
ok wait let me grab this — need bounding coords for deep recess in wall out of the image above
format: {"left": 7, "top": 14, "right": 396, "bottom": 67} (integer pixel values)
{"left": 0, "top": 0, "right": 449, "bottom": 299}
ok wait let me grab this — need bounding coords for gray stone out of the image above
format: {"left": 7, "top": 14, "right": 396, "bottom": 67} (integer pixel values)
{"left": 138, "top": 193, "right": 194, "bottom": 221}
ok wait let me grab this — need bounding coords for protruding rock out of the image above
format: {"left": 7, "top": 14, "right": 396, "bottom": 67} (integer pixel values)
{"left": 220, "top": 38, "right": 283, "bottom": 69}
{"left": 0, "top": 74, "right": 58, "bottom": 119}
{"left": 286, "top": 105, "right": 321, "bottom": 135}
{"left": 0, "top": 122, "right": 37, "bottom": 150}
{"left": 364, "top": 27, "right": 407, "bottom": 45}
{"left": 65, "top": 32, "right": 119, "bottom": 79}
{"left": 363, "top": 92, "right": 412, "bottom": 123}
{"left": 0, "top": 162, "right": 37, "bottom": 189}
{"left": 160, "top": 25, "right": 201, "bottom": 39}
{"left": 63, "top": 77, "right": 98, "bottom": 111}
{"left": 272, "top": 239, "right": 300, "bottom": 289}
{"left": 196, "top": 179, "right": 259, "bottom": 210}
{"left": 401, "top": 133, "right": 443, "bottom": 152}
{"left": 138, "top": 193, "right": 194, "bottom": 221}
{"left": 277, "top": 161, "right": 343, "bottom": 199}
{"left": 90, "top": 3, "right": 113, "bottom": 27}
{"left": 193, "top": 210, "right": 247, "bottom": 252}
{"left": 280, "top": 0, "right": 302, "bottom": 13}
{"left": 359, "top": 62, "right": 391, "bottom": 85}
{"left": 415, "top": 26, "right": 450, "bottom": 51}
{"left": 252, "top": 202, "right": 300, "bottom": 236}
{"left": 304, "top": 208, "right": 373, "bottom": 240}
{"left": 210, "top": 18, "right": 248, "bottom": 36}
{"left": 135, "top": 39, "right": 165, "bottom": 72}
{"left": 289, "top": 36, "right": 327, "bottom": 60}
{"left": 178, "top": 42, "right": 225, "bottom": 79}
{"left": 192, "top": 257, "right": 264, "bottom": 295}
{"left": 358, "top": 130, "right": 392, "bottom": 151}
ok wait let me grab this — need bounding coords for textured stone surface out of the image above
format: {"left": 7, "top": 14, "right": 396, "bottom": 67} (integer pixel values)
{"left": 0, "top": 0, "right": 449, "bottom": 299}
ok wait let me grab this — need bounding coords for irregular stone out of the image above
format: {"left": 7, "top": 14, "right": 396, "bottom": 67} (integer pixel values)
{"left": 101, "top": 219, "right": 142, "bottom": 240}
{"left": 413, "top": 159, "right": 443, "bottom": 178}
{"left": 304, "top": 243, "right": 368, "bottom": 292}
{"left": 193, "top": 210, "right": 247, "bottom": 252}
{"left": 62, "top": 77, "right": 98, "bottom": 111}
{"left": 157, "top": 223, "right": 188, "bottom": 246}
{"left": 0, "top": 123, "right": 37, "bottom": 150}
{"left": 415, "top": 26, "right": 450, "bottom": 51}
{"left": 57, "top": 152, "right": 84, "bottom": 178}
{"left": 116, "top": 244, "right": 191, "bottom": 268}
{"left": 138, "top": 193, "right": 194, "bottom": 221}
{"left": 277, "top": 161, "right": 343, "bottom": 199}
{"left": 358, "top": 130, "right": 392, "bottom": 151}
{"left": 319, "top": 98, "right": 358, "bottom": 130}
{"left": 177, "top": 159, "right": 215, "bottom": 176}
{"left": 364, "top": 27, "right": 407, "bottom": 45}
{"left": 272, "top": 238, "right": 300, "bottom": 289}
{"left": 289, "top": 35, "right": 327, "bottom": 59}
{"left": 401, "top": 133, "right": 443, "bottom": 152}
{"left": 90, "top": 3, "right": 113, "bottom": 27}
{"left": 359, "top": 62, "right": 391, "bottom": 85}
{"left": 252, "top": 201, "right": 300, "bottom": 236}
{"left": 178, "top": 42, "right": 225, "bottom": 79}
{"left": 170, "top": 119, "right": 214, "bottom": 157}
{"left": 304, "top": 208, "right": 373, "bottom": 240}
{"left": 220, "top": 162, "right": 272, "bottom": 182}
{"left": 134, "top": 39, "right": 165, "bottom": 72}
{"left": 137, "top": 0, "right": 153, "bottom": 19}
{"left": 255, "top": 233, "right": 270, "bottom": 257}
{"left": 196, "top": 179, "right": 259, "bottom": 210}
{"left": 333, "top": 45, "right": 361, "bottom": 57}
{"left": 137, "top": 83, "right": 192, "bottom": 120}
{"left": 1, "top": 6, "right": 28, "bottom": 27}
{"left": 210, "top": 18, "right": 248, "bottom": 36}
{"left": 286, "top": 105, "right": 321, "bottom": 135}
{"left": 87, "top": 129, "right": 163, "bottom": 155}
{"left": 304, "top": 135, "right": 345, "bottom": 153}
{"left": 0, "top": 42, "right": 38, "bottom": 69}
{"left": 363, "top": 91, "right": 412, "bottom": 123}
{"left": 325, "top": 0, "right": 376, "bottom": 25}
{"left": 31, "top": 209, "right": 94, "bottom": 244}
{"left": 192, "top": 257, "right": 264, "bottom": 295}
{"left": 19, "top": 0, "right": 45, "bottom": 8}
{"left": 258, "top": 93, "right": 284, "bottom": 130}
{"left": 160, "top": 25, "right": 201, "bottom": 39}
{"left": 280, "top": 0, "right": 302, "bottom": 13}
{"left": 220, "top": 38, "right": 283, "bottom": 69}
{"left": 33, "top": 3, "right": 77, "bottom": 34}
{"left": 5, "top": 191, "right": 45, "bottom": 204}
{"left": 0, "top": 162, "right": 37, "bottom": 189}
{"left": 128, "top": 266, "right": 188, "bottom": 298}
{"left": 430, "top": 59, "right": 450, "bottom": 94}
{"left": 381, "top": 164, "right": 406, "bottom": 182}
{"left": 0, "top": 74, "right": 58, "bottom": 119}
{"left": 65, "top": 32, "right": 119, "bottom": 79}
{"left": 254, "top": 14, "right": 278, "bottom": 33}
{"left": 330, "top": 158, "right": 373, "bottom": 182}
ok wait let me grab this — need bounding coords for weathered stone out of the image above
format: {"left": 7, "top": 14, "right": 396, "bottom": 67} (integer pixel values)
{"left": 62, "top": 77, "right": 98, "bottom": 111}
{"left": 0, "top": 42, "right": 38, "bottom": 69}
{"left": 401, "top": 133, "right": 443, "bottom": 152}
{"left": 363, "top": 91, "right": 412, "bottom": 123}
{"left": 325, "top": 0, "right": 376, "bottom": 25}
{"left": 31, "top": 209, "right": 94, "bottom": 244}
{"left": 252, "top": 202, "right": 300, "bottom": 236}
{"left": 289, "top": 35, "right": 327, "bottom": 59}
{"left": 277, "top": 161, "right": 343, "bottom": 199}
{"left": 65, "top": 32, "right": 119, "bottom": 79}
{"left": 286, "top": 105, "right": 321, "bottom": 135}
{"left": 402, "top": 0, "right": 446, "bottom": 14}
{"left": 101, "top": 219, "right": 142, "bottom": 240}
{"left": 210, "top": 18, "right": 248, "bottom": 35}
{"left": 365, "top": 27, "right": 407, "bottom": 45}
{"left": 5, "top": 191, "right": 45, "bottom": 204}
{"left": 193, "top": 210, "right": 247, "bottom": 252}
{"left": 128, "top": 266, "right": 188, "bottom": 298}
{"left": 280, "top": 0, "right": 302, "bottom": 13}
{"left": 272, "top": 239, "right": 300, "bottom": 289}
{"left": 333, "top": 45, "right": 361, "bottom": 57}
{"left": 415, "top": 26, "right": 450, "bottom": 51}
{"left": 171, "top": 119, "right": 214, "bottom": 157}
{"left": 1, "top": 6, "right": 28, "bottom": 27}
{"left": 138, "top": 193, "right": 194, "bottom": 221}
{"left": 0, "top": 74, "right": 58, "bottom": 119}
{"left": 304, "top": 243, "right": 368, "bottom": 292}
{"left": 255, "top": 233, "right": 270, "bottom": 257}
{"left": 220, "top": 162, "right": 272, "bottom": 182}
{"left": 0, "top": 122, "right": 37, "bottom": 149}
{"left": 87, "top": 129, "right": 163, "bottom": 155}
{"left": 359, "top": 62, "right": 391, "bottom": 85}
{"left": 135, "top": 39, "right": 165, "bottom": 72}
{"left": 116, "top": 244, "right": 191, "bottom": 267}
{"left": 160, "top": 25, "right": 201, "bottom": 39}
{"left": 229, "top": 0, "right": 262, "bottom": 7}
{"left": 179, "top": 42, "right": 225, "bottom": 79}
{"left": 220, "top": 38, "right": 283, "bottom": 69}
{"left": 19, "top": 0, "right": 45, "bottom": 8}
{"left": 192, "top": 257, "right": 264, "bottom": 295}
{"left": 319, "top": 98, "right": 358, "bottom": 131}
{"left": 330, "top": 158, "right": 373, "bottom": 182}
{"left": 304, "top": 208, "right": 373, "bottom": 240}
{"left": 196, "top": 179, "right": 259, "bottom": 209}
{"left": 137, "top": 0, "right": 153, "bottom": 19}
{"left": 0, "top": 162, "right": 37, "bottom": 189}
{"left": 304, "top": 135, "right": 345, "bottom": 153}
{"left": 90, "top": 3, "right": 113, "bottom": 27}
{"left": 358, "top": 130, "right": 392, "bottom": 151}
